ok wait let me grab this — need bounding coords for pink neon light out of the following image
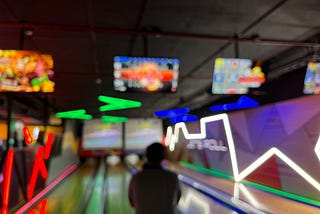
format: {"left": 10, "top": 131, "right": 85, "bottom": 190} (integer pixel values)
{"left": 1, "top": 149, "right": 14, "bottom": 214}
{"left": 23, "top": 127, "right": 33, "bottom": 144}
{"left": 27, "top": 199, "right": 47, "bottom": 214}
{"left": 16, "top": 164, "right": 77, "bottom": 214}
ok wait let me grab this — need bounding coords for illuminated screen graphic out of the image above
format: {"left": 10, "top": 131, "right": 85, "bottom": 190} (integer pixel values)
{"left": 82, "top": 119, "right": 123, "bottom": 150}
{"left": 0, "top": 50, "right": 54, "bottom": 92}
{"left": 113, "top": 56, "right": 179, "bottom": 92}
{"left": 125, "top": 118, "right": 163, "bottom": 151}
{"left": 303, "top": 62, "right": 320, "bottom": 94}
{"left": 211, "top": 58, "right": 265, "bottom": 94}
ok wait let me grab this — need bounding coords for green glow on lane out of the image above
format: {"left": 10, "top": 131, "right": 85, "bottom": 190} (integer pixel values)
{"left": 243, "top": 180, "right": 320, "bottom": 207}
{"left": 179, "top": 161, "right": 233, "bottom": 180}
{"left": 56, "top": 109, "right": 92, "bottom": 120}
{"left": 101, "top": 116, "right": 128, "bottom": 123}
{"left": 179, "top": 161, "right": 320, "bottom": 207}
{"left": 98, "top": 96, "right": 142, "bottom": 112}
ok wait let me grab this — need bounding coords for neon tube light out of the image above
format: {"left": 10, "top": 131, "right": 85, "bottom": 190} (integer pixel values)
{"left": 210, "top": 96, "right": 259, "bottom": 112}
{"left": 98, "top": 95, "right": 142, "bottom": 111}
{"left": 166, "top": 113, "right": 320, "bottom": 192}
{"left": 315, "top": 135, "right": 320, "bottom": 161}
{"left": 101, "top": 115, "right": 128, "bottom": 123}
{"left": 181, "top": 161, "right": 320, "bottom": 207}
{"left": 169, "top": 114, "right": 198, "bottom": 123}
{"left": 23, "top": 127, "right": 34, "bottom": 144}
{"left": 15, "top": 164, "right": 77, "bottom": 214}
{"left": 1, "top": 149, "right": 14, "bottom": 214}
{"left": 27, "top": 146, "right": 48, "bottom": 199}
{"left": 27, "top": 132, "right": 55, "bottom": 199}
{"left": 56, "top": 109, "right": 92, "bottom": 120}
{"left": 154, "top": 108, "right": 190, "bottom": 117}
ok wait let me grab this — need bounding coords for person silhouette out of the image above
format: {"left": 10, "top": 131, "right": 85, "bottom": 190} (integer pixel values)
{"left": 128, "top": 142, "right": 181, "bottom": 214}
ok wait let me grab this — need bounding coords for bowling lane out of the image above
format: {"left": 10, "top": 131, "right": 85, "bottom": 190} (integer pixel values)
{"left": 178, "top": 182, "right": 243, "bottom": 214}
{"left": 28, "top": 158, "right": 99, "bottom": 214}
{"left": 123, "top": 158, "right": 245, "bottom": 214}
{"left": 106, "top": 163, "right": 135, "bottom": 214}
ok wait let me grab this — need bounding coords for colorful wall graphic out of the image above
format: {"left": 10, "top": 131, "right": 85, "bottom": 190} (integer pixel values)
{"left": 166, "top": 94, "right": 320, "bottom": 201}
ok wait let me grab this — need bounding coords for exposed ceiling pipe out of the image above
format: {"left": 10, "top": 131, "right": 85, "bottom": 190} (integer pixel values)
{"left": 0, "top": 21, "right": 319, "bottom": 48}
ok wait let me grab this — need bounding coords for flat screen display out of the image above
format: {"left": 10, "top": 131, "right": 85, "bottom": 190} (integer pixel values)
{"left": 125, "top": 118, "right": 163, "bottom": 151}
{"left": 113, "top": 56, "right": 179, "bottom": 92}
{"left": 211, "top": 58, "right": 265, "bottom": 94}
{"left": 0, "top": 50, "right": 54, "bottom": 92}
{"left": 303, "top": 62, "right": 320, "bottom": 94}
{"left": 82, "top": 119, "right": 123, "bottom": 150}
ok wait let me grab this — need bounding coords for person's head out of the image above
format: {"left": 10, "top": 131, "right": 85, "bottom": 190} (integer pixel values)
{"left": 145, "top": 142, "right": 165, "bottom": 163}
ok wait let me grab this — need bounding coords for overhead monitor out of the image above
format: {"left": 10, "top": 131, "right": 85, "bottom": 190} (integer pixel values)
{"left": 211, "top": 58, "right": 265, "bottom": 94}
{"left": 113, "top": 56, "right": 179, "bottom": 92}
{"left": 303, "top": 62, "right": 320, "bottom": 94}
{"left": 125, "top": 118, "right": 163, "bottom": 151}
{"left": 82, "top": 119, "right": 123, "bottom": 150}
{"left": 0, "top": 50, "right": 55, "bottom": 92}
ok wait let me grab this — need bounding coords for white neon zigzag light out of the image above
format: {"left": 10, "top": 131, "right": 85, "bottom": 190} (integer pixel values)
{"left": 165, "top": 113, "right": 320, "bottom": 192}
{"left": 315, "top": 136, "right": 320, "bottom": 161}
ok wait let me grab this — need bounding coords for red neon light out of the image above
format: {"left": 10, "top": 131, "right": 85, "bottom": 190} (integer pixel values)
{"left": 27, "top": 199, "right": 47, "bottom": 214}
{"left": 1, "top": 132, "right": 55, "bottom": 211}
{"left": 27, "top": 146, "right": 48, "bottom": 199}
{"left": 44, "top": 133, "right": 54, "bottom": 159}
{"left": 40, "top": 199, "right": 47, "bottom": 214}
{"left": 1, "top": 149, "right": 14, "bottom": 214}
{"left": 16, "top": 165, "right": 77, "bottom": 214}
{"left": 27, "top": 133, "right": 55, "bottom": 199}
{"left": 23, "top": 127, "right": 33, "bottom": 144}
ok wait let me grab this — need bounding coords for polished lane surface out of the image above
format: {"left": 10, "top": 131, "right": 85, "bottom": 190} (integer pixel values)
{"left": 27, "top": 159, "right": 248, "bottom": 214}
{"left": 28, "top": 158, "right": 98, "bottom": 213}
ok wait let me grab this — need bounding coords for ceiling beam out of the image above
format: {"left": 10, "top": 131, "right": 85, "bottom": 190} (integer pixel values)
{"left": 0, "top": 22, "right": 319, "bottom": 48}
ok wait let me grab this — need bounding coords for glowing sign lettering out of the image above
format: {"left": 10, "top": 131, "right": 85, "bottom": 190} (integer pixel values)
{"left": 187, "top": 139, "right": 228, "bottom": 151}
{"left": 165, "top": 113, "right": 320, "bottom": 192}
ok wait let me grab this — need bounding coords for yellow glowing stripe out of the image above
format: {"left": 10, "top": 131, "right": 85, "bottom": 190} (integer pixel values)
{"left": 315, "top": 136, "right": 320, "bottom": 161}
{"left": 165, "top": 113, "right": 320, "bottom": 192}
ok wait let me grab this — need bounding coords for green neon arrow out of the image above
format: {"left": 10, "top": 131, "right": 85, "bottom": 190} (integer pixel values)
{"left": 98, "top": 96, "right": 142, "bottom": 112}
{"left": 101, "top": 115, "right": 128, "bottom": 123}
{"left": 56, "top": 109, "right": 92, "bottom": 120}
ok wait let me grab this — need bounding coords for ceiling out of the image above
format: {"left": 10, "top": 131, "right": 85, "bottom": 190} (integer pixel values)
{"left": 0, "top": 0, "right": 320, "bottom": 124}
